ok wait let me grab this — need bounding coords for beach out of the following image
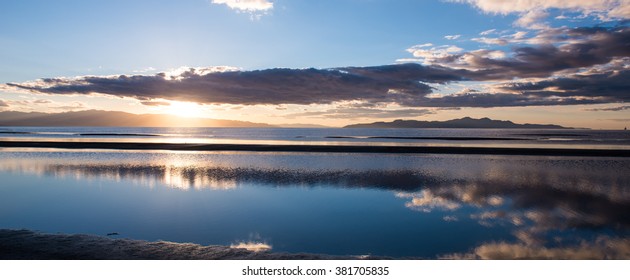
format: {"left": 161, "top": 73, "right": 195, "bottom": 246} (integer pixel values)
{"left": 0, "top": 229, "right": 359, "bottom": 260}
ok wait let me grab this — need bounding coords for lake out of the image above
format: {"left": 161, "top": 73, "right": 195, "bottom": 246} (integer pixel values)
{"left": 1, "top": 127, "right": 629, "bottom": 259}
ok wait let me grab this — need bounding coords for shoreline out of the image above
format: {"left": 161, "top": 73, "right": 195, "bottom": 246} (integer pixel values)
{"left": 1, "top": 140, "right": 629, "bottom": 157}
{"left": 0, "top": 229, "right": 365, "bottom": 260}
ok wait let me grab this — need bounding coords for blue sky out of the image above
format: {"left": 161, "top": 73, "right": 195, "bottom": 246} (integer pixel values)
{"left": 0, "top": 0, "right": 508, "bottom": 80}
{"left": 1, "top": 0, "right": 629, "bottom": 128}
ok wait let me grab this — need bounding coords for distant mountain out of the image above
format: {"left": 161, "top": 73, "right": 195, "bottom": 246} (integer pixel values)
{"left": 344, "top": 117, "right": 570, "bottom": 129}
{"left": 0, "top": 110, "right": 273, "bottom": 127}
{"left": 277, "top": 123, "right": 331, "bottom": 128}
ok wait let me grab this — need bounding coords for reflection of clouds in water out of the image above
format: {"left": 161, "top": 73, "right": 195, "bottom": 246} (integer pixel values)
{"left": 443, "top": 236, "right": 630, "bottom": 260}
{"left": 389, "top": 157, "right": 630, "bottom": 259}
{"left": 416, "top": 175, "right": 630, "bottom": 258}
{"left": 2, "top": 151, "right": 629, "bottom": 258}
{"left": 442, "top": 215, "right": 458, "bottom": 222}
{"left": 396, "top": 190, "right": 460, "bottom": 212}
{"left": 397, "top": 188, "right": 506, "bottom": 213}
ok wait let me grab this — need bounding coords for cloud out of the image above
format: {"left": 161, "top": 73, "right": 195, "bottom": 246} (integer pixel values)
{"left": 406, "top": 44, "right": 464, "bottom": 64}
{"left": 140, "top": 101, "right": 171, "bottom": 107}
{"left": 211, "top": 0, "right": 273, "bottom": 12}
{"left": 421, "top": 26, "right": 630, "bottom": 80}
{"left": 471, "top": 31, "right": 528, "bottom": 46}
{"left": 6, "top": 58, "right": 629, "bottom": 108}
{"left": 471, "top": 37, "right": 508, "bottom": 45}
{"left": 5, "top": 25, "right": 628, "bottom": 109}
{"left": 53, "top": 101, "right": 86, "bottom": 111}
{"left": 283, "top": 107, "right": 435, "bottom": 119}
{"left": 444, "top": 34, "right": 462, "bottom": 40}
{"left": 450, "top": 0, "right": 630, "bottom": 29}
{"left": 514, "top": 9, "right": 549, "bottom": 29}
{"left": 586, "top": 105, "right": 630, "bottom": 111}
{"left": 479, "top": 29, "right": 496, "bottom": 35}
{"left": 500, "top": 69, "right": 630, "bottom": 102}
{"left": 5, "top": 64, "right": 464, "bottom": 107}
{"left": 0, "top": 98, "right": 86, "bottom": 112}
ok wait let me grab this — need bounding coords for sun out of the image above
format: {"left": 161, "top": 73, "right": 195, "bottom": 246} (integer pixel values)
{"left": 164, "top": 101, "right": 207, "bottom": 118}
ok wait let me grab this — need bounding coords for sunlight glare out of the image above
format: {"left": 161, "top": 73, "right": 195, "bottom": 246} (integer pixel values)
{"left": 165, "top": 101, "right": 206, "bottom": 118}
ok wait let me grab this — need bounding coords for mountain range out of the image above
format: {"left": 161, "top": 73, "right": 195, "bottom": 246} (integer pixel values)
{"left": 344, "top": 117, "right": 569, "bottom": 129}
{"left": 0, "top": 110, "right": 272, "bottom": 127}
{"left": 0, "top": 110, "right": 570, "bottom": 129}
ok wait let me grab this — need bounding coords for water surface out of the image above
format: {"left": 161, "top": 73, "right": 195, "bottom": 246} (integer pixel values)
{"left": 1, "top": 127, "right": 629, "bottom": 149}
{"left": 1, "top": 148, "right": 628, "bottom": 258}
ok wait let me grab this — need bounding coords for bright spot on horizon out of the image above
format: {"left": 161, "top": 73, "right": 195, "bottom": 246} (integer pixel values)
{"left": 164, "top": 101, "right": 207, "bottom": 118}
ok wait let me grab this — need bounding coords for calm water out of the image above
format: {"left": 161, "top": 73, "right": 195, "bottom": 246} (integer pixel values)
{"left": 1, "top": 138, "right": 630, "bottom": 258}
{"left": 1, "top": 126, "right": 630, "bottom": 149}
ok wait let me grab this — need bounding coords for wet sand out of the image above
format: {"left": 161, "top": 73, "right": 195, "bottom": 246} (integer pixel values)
{"left": 0, "top": 229, "right": 363, "bottom": 260}
{"left": 0, "top": 140, "right": 628, "bottom": 157}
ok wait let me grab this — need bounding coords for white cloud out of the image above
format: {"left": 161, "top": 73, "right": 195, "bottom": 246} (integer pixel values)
{"left": 609, "top": 1, "right": 630, "bottom": 18}
{"left": 511, "top": 31, "right": 528, "bottom": 39}
{"left": 479, "top": 29, "right": 496, "bottom": 35}
{"left": 444, "top": 34, "right": 462, "bottom": 40}
{"left": 451, "top": 0, "right": 628, "bottom": 16}
{"left": 161, "top": 66, "right": 239, "bottom": 81}
{"left": 472, "top": 37, "right": 508, "bottom": 45}
{"left": 406, "top": 44, "right": 464, "bottom": 64}
{"left": 212, "top": 0, "right": 273, "bottom": 13}
{"left": 450, "top": 0, "right": 630, "bottom": 29}
{"left": 410, "top": 43, "right": 433, "bottom": 48}
{"left": 515, "top": 9, "right": 550, "bottom": 29}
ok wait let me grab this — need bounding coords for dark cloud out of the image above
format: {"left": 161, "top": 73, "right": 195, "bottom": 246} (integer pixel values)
{"left": 4, "top": 26, "right": 629, "bottom": 109}
{"left": 6, "top": 62, "right": 625, "bottom": 108}
{"left": 7, "top": 64, "right": 456, "bottom": 106}
{"left": 501, "top": 69, "right": 630, "bottom": 102}
{"left": 416, "top": 92, "right": 603, "bottom": 108}
{"left": 425, "top": 26, "right": 630, "bottom": 80}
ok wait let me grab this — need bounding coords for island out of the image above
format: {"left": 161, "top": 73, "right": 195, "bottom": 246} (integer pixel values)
{"left": 344, "top": 117, "right": 569, "bottom": 129}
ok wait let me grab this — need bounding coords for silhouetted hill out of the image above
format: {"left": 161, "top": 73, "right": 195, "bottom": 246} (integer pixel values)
{"left": 344, "top": 117, "right": 569, "bottom": 129}
{"left": 0, "top": 110, "right": 273, "bottom": 127}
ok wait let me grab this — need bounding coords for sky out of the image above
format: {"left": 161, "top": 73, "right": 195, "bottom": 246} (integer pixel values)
{"left": 0, "top": 0, "right": 629, "bottom": 128}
